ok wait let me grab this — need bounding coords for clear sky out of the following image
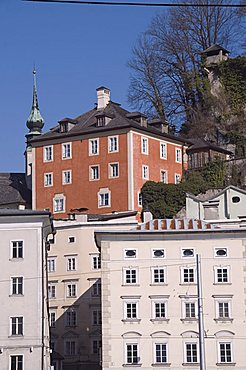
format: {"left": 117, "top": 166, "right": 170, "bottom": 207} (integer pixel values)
{"left": 0, "top": 0, "right": 162, "bottom": 172}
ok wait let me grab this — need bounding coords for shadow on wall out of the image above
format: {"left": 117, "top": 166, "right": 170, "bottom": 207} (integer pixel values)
{"left": 50, "top": 282, "right": 102, "bottom": 370}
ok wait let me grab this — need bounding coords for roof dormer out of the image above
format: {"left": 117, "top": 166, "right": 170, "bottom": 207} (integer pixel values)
{"left": 58, "top": 118, "right": 77, "bottom": 133}
{"left": 148, "top": 118, "right": 169, "bottom": 133}
{"left": 95, "top": 111, "right": 113, "bottom": 127}
{"left": 126, "top": 112, "right": 148, "bottom": 127}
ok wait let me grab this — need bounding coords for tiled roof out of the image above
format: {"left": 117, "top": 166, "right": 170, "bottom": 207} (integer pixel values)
{"left": 186, "top": 138, "right": 232, "bottom": 154}
{"left": 138, "top": 218, "right": 213, "bottom": 231}
{"left": 0, "top": 173, "right": 31, "bottom": 208}
{"left": 201, "top": 44, "right": 229, "bottom": 54}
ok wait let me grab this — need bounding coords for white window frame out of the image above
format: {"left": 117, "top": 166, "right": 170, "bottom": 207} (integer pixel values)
{"left": 98, "top": 188, "right": 111, "bottom": 208}
{"left": 184, "top": 342, "right": 198, "bottom": 364}
{"left": 48, "top": 258, "right": 56, "bottom": 273}
{"left": 91, "top": 254, "right": 101, "bottom": 270}
{"left": 67, "top": 256, "right": 76, "bottom": 271}
{"left": 43, "top": 145, "right": 53, "bottom": 162}
{"left": 123, "top": 300, "right": 140, "bottom": 321}
{"left": 44, "top": 172, "right": 53, "bottom": 187}
{"left": 151, "top": 266, "right": 166, "bottom": 285}
{"left": 154, "top": 342, "right": 168, "bottom": 364}
{"left": 218, "top": 341, "right": 233, "bottom": 364}
{"left": 181, "top": 248, "right": 195, "bottom": 258}
{"left": 108, "top": 135, "right": 119, "bottom": 153}
{"left": 66, "top": 282, "right": 77, "bottom": 298}
{"left": 62, "top": 170, "right": 72, "bottom": 185}
{"left": 125, "top": 343, "right": 140, "bottom": 365}
{"left": 152, "top": 249, "right": 165, "bottom": 259}
{"left": 9, "top": 354, "right": 24, "bottom": 370}
{"left": 89, "top": 165, "right": 100, "bottom": 181}
{"left": 123, "top": 267, "right": 138, "bottom": 285}
{"left": 49, "top": 311, "right": 56, "bottom": 328}
{"left": 214, "top": 247, "right": 228, "bottom": 258}
{"left": 160, "top": 142, "right": 167, "bottom": 159}
{"left": 10, "top": 316, "right": 23, "bottom": 336}
{"left": 48, "top": 283, "right": 56, "bottom": 299}
{"left": 68, "top": 236, "right": 75, "bottom": 243}
{"left": 92, "top": 309, "right": 101, "bottom": 325}
{"left": 11, "top": 276, "right": 24, "bottom": 295}
{"left": 141, "top": 137, "right": 149, "bottom": 155}
{"left": 175, "top": 147, "right": 182, "bottom": 163}
{"left": 214, "top": 266, "right": 230, "bottom": 284}
{"left": 124, "top": 248, "right": 137, "bottom": 259}
{"left": 11, "top": 240, "right": 24, "bottom": 259}
{"left": 89, "top": 138, "right": 99, "bottom": 156}
{"left": 151, "top": 299, "right": 168, "bottom": 320}
{"left": 66, "top": 308, "right": 77, "bottom": 327}
{"left": 215, "top": 299, "right": 232, "bottom": 321}
{"left": 62, "top": 142, "right": 72, "bottom": 159}
{"left": 182, "top": 299, "right": 198, "bottom": 320}
{"left": 108, "top": 162, "right": 119, "bottom": 178}
{"left": 181, "top": 266, "right": 196, "bottom": 284}
{"left": 142, "top": 165, "right": 149, "bottom": 180}
{"left": 64, "top": 339, "right": 77, "bottom": 356}
{"left": 160, "top": 170, "right": 168, "bottom": 183}
{"left": 53, "top": 194, "right": 65, "bottom": 213}
{"left": 175, "top": 173, "right": 181, "bottom": 184}
{"left": 91, "top": 279, "right": 101, "bottom": 297}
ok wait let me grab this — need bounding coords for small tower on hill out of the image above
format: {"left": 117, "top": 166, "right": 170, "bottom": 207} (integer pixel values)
{"left": 201, "top": 44, "right": 229, "bottom": 67}
{"left": 25, "top": 69, "right": 44, "bottom": 191}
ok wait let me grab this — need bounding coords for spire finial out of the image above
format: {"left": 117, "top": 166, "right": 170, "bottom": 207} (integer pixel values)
{"left": 26, "top": 67, "right": 44, "bottom": 137}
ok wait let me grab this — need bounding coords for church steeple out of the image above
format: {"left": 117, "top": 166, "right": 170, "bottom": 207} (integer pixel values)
{"left": 26, "top": 68, "right": 44, "bottom": 143}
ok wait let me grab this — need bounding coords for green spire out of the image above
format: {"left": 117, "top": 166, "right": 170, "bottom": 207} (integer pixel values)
{"left": 26, "top": 68, "right": 44, "bottom": 135}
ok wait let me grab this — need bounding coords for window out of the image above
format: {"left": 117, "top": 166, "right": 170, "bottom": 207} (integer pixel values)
{"left": 66, "top": 309, "right": 77, "bottom": 327}
{"left": 68, "top": 236, "right": 75, "bottom": 243}
{"left": 142, "top": 165, "right": 149, "bottom": 179}
{"left": 215, "top": 266, "right": 229, "bottom": 283}
{"left": 138, "top": 192, "right": 143, "bottom": 207}
{"left": 11, "top": 241, "right": 23, "bottom": 259}
{"left": 92, "top": 339, "right": 102, "bottom": 354}
{"left": 126, "top": 343, "right": 139, "bottom": 364}
{"left": 92, "top": 254, "right": 101, "bottom": 270}
{"left": 48, "top": 284, "right": 56, "bottom": 299}
{"left": 160, "top": 142, "right": 167, "bottom": 159}
{"left": 124, "top": 301, "right": 139, "bottom": 320}
{"left": 62, "top": 143, "right": 72, "bottom": 159}
{"left": 215, "top": 299, "right": 232, "bottom": 321}
{"left": 124, "top": 249, "right": 137, "bottom": 259}
{"left": 232, "top": 196, "right": 240, "bottom": 203}
{"left": 152, "top": 249, "right": 165, "bottom": 258}
{"left": 92, "top": 309, "right": 102, "bottom": 325}
{"left": 98, "top": 188, "right": 111, "bottom": 207}
{"left": 152, "top": 267, "right": 166, "bottom": 284}
{"left": 109, "top": 163, "right": 119, "bottom": 178}
{"left": 92, "top": 279, "right": 101, "bottom": 297}
{"left": 44, "top": 145, "right": 53, "bottom": 162}
{"left": 44, "top": 173, "right": 53, "bottom": 187}
{"left": 11, "top": 277, "right": 23, "bottom": 295}
{"left": 175, "top": 173, "right": 181, "bottom": 184}
{"left": 67, "top": 257, "right": 76, "bottom": 271}
{"left": 215, "top": 248, "right": 228, "bottom": 257}
{"left": 11, "top": 317, "right": 23, "bottom": 336}
{"left": 90, "top": 165, "right": 100, "bottom": 180}
{"left": 155, "top": 343, "right": 167, "bottom": 364}
{"left": 185, "top": 302, "right": 196, "bottom": 319}
{"left": 67, "top": 283, "right": 77, "bottom": 298}
{"left": 141, "top": 137, "right": 148, "bottom": 154}
{"left": 182, "top": 248, "right": 194, "bottom": 258}
{"left": 48, "top": 258, "right": 56, "bottom": 273}
{"left": 185, "top": 343, "right": 198, "bottom": 363}
{"left": 108, "top": 136, "right": 118, "bottom": 152}
{"left": 62, "top": 170, "right": 72, "bottom": 184}
{"left": 53, "top": 195, "right": 65, "bottom": 213}
{"left": 65, "top": 340, "right": 76, "bottom": 356}
{"left": 218, "top": 302, "right": 230, "bottom": 318}
{"left": 160, "top": 170, "right": 168, "bottom": 183}
{"left": 182, "top": 267, "right": 195, "bottom": 283}
{"left": 49, "top": 311, "right": 56, "bottom": 328}
{"left": 10, "top": 355, "right": 23, "bottom": 370}
{"left": 154, "top": 302, "right": 166, "bottom": 319}
{"left": 219, "top": 342, "right": 232, "bottom": 363}
{"left": 175, "top": 148, "right": 182, "bottom": 163}
{"left": 124, "top": 268, "right": 137, "bottom": 284}
{"left": 89, "top": 138, "right": 99, "bottom": 155}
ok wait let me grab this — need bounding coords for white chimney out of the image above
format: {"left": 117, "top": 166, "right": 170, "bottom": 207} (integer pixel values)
{"left": 96, "top": 86, "right": 110, "bottom": 109}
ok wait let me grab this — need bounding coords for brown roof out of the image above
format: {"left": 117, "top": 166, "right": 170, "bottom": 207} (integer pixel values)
{"left": 138, "top": 218, "right": 213, "bottom": 231}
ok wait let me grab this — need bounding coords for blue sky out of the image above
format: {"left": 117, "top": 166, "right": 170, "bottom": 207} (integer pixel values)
{"left": 0, "top": 0, "right": 161, "bottom": 172}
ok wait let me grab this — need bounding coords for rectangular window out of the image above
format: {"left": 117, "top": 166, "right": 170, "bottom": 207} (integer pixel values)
{"left": 124, "top": 268, "right": 137, "bottom": 284}
{"left": 160, "top": 142, "right": 167, "bottom": 159}
{"left": 152, "top": 268, "right": 165, "bottom": 284}
{"left": 89, "top": 138, "right": 99, "bottom": 155}
{"left": 183, "top": 268, "right": 195, "bottom": 283}
{"left": 175, "top": 148, "right": 182, "bottom": 163}
{"left": 48, "top": 258, "right": 56, "bottom": 273}
{"left": 44, "top": 173, "right": 53, "bottom": 187}
{"left": 12, "top": 241, "right": 23, "bottom": 259}
{"left": 68, "top": 236, "right": 75, "bottom": 243}
{"left": 10, "top": 355, "right": 23, "bottom": 370}
{"left": 185, "top": 302, "right": 196, "bottom": 319}
{"left": 124, "top": 301, "right": 138, "bottom": 320}
{"left": 62, "top": 143, "right": 72, "bottom": 159}
{"left": 92, "top": 280, "right": 101, "bottom": 297}
{"left": 141, "top": 137, "right": 148, "bottom": 154}
{"left": 44, "top": 145, "right": 53, "bottom": 162}
{"left": 218, "top": 302, "right": 229, "bottom": 318}
{"left": 185, "top": 343, "right": 198, "bottom": 363}
{"left": 219, "top": 342, "right": 232, "bottom": 363}
{"left": 154, "top": 302, "right": 166, "bottom": 319}
{"left": 11, "top": 317, "right": 23, "bottom": 336}
{"left": 215, "top": 267, "right": 229, "bottom": 283}
{"left": 108, "top": 136, "right": 118, "bottom": 152}
{"left": 67, "top": 257, "right": 76, "bottom": 271}
{"left": 65, "top": 340, "right": 76, "bottom": 356}
{"left": 142, "top": 165, "right": 149, "bottom": 179}
{"left": 48, "top": 284, "right": 56, "bottom": 299}
{"left": 92, "top": 255, "right": 101, "bottom": 270}
{"left": 11, "top": 277, "right": 23, "bottom": 295}
{"left": 160, "top": 170, "right": 168, "bottom": 183}
{"left": 50, "top": 312, "right": 56, "bottom": 328}
{"left": 98, "top": 191, "right": 110, "bottom": 207}
{"left": 90, "top": 165, "right": 100, "bottom": 180}
{"left": 138, "top": 192, "right": 143, "bottom": 207}
{"left": 155, "top": 343, "right": 167, "bottom": 364}
{"left": 175, "top": 173, "right": 181, "bottom": 184}
{"left": 92, "top": 339, "right": 102, "bottom": 354}
{"left": 62, "top": 170, "right": 72, "bottom": 184}
{"left": 126, "top": 343, "right": 139, "bottom": 364}
{"left": 109, "top": 163, "right": 119, "bottom": 178}
{"left": 92, "top": 310, "right": 102, "bottom": 325}
{"left": 67, "top": 283, "right": 77, "bottom": 298}
{"left": 54, "top": 196, "right": 65, "bottom": 213}
{"left": 66, "top": 309, "right": 77, "bottom": 327}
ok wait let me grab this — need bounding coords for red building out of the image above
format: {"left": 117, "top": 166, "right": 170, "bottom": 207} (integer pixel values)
{"left": 26, "top": 84, "right": 188, "bottom": 218}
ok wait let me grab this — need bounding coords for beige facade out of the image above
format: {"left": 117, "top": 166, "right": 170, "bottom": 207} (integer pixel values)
{"left": 0, "top": 209, "right": 54, "bottom": 370}
{"left": 48, "top": 212, "right": 138, "bottom": 370}
{"left": 95, "top": 219, "right": 246, "bottom": 370}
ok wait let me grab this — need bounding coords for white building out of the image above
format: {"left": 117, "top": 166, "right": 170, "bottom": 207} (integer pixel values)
{"left": 95, "top": 218, "right": 246, "bottom": 370}
{"left": 0, "top": 209, "right": 54, "bottom": 370}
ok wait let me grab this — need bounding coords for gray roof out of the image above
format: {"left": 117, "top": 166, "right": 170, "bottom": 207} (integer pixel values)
{"left": 187, "top": 185, "right": 246, "bottom": 202}
{"left": 186, "top": 138, "right": 232, "bottom": 154}
{"left": 31, "top": 101, "right": 189, "bottom": 145}
{"left": 0, "top": 173, "right": 31, "bottom": 208}
{"left": 201, "top": 44, "right": 229, "bottom": 54}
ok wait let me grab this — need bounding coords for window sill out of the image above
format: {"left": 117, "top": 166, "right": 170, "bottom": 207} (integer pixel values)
{"left": 122, "top": 319, "right": 141, "bottom": 323}
{"left": 182, "top": 363, "right": 199, "bottom": 366}
{"left": 151, "top": 363, "right": 171, "bottom": 367}
{"left": 180, "top": 318, "right": 198, "bottom": 323}
{"left": 122, "top": 284, "right": 140, "bottom": 287}
{"left": 150, "top": 283, "right": 168, "bottom": 286}
{"left": 213, "top": 282, "right": 232, "bottom": 285}
{"left": 216, "top": 363, "right": 236, "bottom": 366}
{"left": 214, "top": 318, "right": 233, "bottom": 323}
{"left": 9, "top": 335, "right": 24, "bottom": 338}
{"left": 123, "top": 364, "right": 142, "bottom": 367}
{"left": 150, "top": 319, "right": 169, "bottom": 323}
{"left": 180, "top": 283, "right": 196, "bottom": 286}
{"left": 9, "top": 294, "right": 24, "bottom": 297}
